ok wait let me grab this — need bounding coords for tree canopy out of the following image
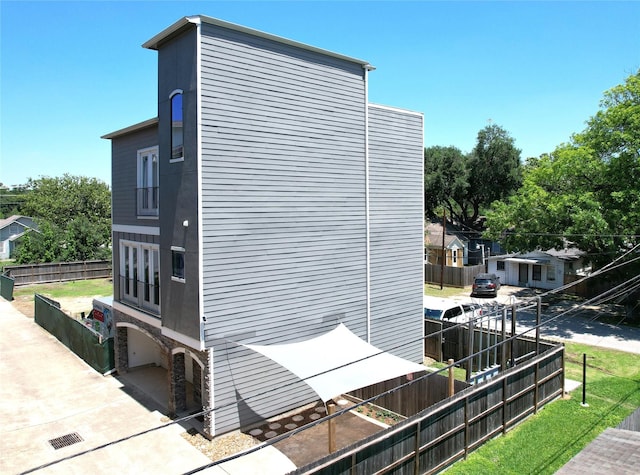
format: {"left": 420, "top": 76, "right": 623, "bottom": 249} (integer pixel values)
{"left": 14, "top": 175, "right": 111, "bottom": 263}
{"left": 484, "top": 70, "right": 640, "bottom": 265}
{"left": 424, "top": 124, "right": 522, "bottom": 228}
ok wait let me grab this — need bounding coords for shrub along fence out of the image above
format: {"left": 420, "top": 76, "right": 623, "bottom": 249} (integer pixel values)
{"left": 3, "top": 260, "right": 112, "bottom": 286}
{"left": 294, "top": 344, "right": 564, "bottom": 475}
{"left": 34, "top": 294, "right": 114, "bottom": 375}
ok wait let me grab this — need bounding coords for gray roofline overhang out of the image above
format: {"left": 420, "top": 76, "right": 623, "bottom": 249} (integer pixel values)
{"left": 101, "top": 117, "right": 159, "bottom": 140}
{"left": 142, "top": 15, "right": 375, "bottom": 70}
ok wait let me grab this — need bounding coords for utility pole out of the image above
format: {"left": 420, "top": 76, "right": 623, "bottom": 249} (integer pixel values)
{"left": 440, "top": 209, "right": 446, "bottom": 290}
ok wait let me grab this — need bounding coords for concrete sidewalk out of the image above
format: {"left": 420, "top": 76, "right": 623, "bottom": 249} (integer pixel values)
{"left": 0, "top": 298, "right": 295, "bottom": 474}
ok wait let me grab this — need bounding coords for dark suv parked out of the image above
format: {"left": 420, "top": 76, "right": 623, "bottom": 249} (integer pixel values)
{"left": 471, "top": 273, "right": 501, "bottom": 297}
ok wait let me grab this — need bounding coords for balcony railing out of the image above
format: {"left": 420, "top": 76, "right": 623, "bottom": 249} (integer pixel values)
{"left": 119, "top": 275, "right": 160, "bottom": 315}
{"left": 136, "top": 186, "right": 159, "bottom": 217}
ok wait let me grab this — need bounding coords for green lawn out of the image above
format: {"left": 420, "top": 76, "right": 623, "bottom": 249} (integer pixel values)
{"left": 424, "top": 283, "right": 467, "bottom": 298}
{"left": 445, "top": 342, "right": 640, "bottom": 474}
{"left": 12, "top": 278, "right": 112, "bottom": 299}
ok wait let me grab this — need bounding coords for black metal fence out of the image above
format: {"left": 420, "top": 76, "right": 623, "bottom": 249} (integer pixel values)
{"left": 3, "top": 260, "right": 111, "bottom": 286}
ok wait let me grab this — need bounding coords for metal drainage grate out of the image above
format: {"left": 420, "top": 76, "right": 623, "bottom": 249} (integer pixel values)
{"left": 48, "top": 432, "right": 83, "bottom": 450}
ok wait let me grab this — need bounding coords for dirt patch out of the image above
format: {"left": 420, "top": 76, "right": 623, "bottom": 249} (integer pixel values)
{"left": 11, "top": 295, "right": 35, "bottom": 318}
{"left": 10, "top": 294, "right": 95, "bottom": 319}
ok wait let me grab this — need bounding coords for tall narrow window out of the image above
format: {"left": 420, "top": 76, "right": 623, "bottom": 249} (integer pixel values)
{"left": 137, "top": 147, "right": 159, "bottom": 216}
{"left": 171, "top": 246, "right": 185, "bottom": 282}
{"left": 532, "top": 264, "right": 542, "bottom": 281}
{"left": 170, "top": 91, "right": 184, "bottom": 161}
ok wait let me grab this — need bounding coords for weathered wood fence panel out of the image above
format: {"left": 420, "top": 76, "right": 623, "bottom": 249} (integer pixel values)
{"left": 293, "top": 344, "right": 564, "bottom": 475}
{"left": 4, "top": 260, "right": 112, "bottom": 285}
{"left": 348, "top": 372, "right": 470, "bottom": 417}
{"left": 424, "top": 264, "right": 485, "bottom": 288}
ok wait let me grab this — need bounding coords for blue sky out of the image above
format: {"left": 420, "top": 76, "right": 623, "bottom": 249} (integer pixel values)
{"left": 1, "top": 0, "right": 639, "bottom": 187}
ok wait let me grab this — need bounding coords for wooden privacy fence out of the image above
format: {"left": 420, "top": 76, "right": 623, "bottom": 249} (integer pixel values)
{"left": 293, "top": 344, "right": 564, "bottom": 475}
{"left": 348, "top": 372, "right": 470, "bottom": 417}
{"left": 3, "top": 260, "right": 112, "bottom": 286}
{"left": 424, "top": 320, "right": 548, "bottom": 369}
{"left": 424, "top": 263, "right": 484, "bottom": 288}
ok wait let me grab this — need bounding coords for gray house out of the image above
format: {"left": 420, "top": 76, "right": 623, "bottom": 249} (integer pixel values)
{"left": 488, "top": 248, "right": 590, "bottom": 290}
{"left": 103, "top": 15, "right": 424, "bottom": 437}
{"left": 0, "top": 215, "right": 37, "bottom": 259}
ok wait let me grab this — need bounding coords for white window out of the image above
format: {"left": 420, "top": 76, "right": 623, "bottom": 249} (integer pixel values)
{"left": 137, "top": 146, "right": 159, "bottom": 217}
{"left": 170, "top": 90, "right": 184, "bottom": 162}
{"left": 120, "top": 240, "right": 160, "bottom": 313}
{"left": 452, "top": 249, "right": 458, "bottom": 264}
{"left": 171, "top": 246, "right": 185, "bottom": 282}
{"left": 547, "top": 266, "right": 556, "bottom": 281}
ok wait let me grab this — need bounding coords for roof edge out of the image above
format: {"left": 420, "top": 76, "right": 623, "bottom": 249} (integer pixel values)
{"left": 143, "top": 14, "right": 373, "bottom": 68}
{"left": 101, "top": 118, "right": 158, "bottom": 140}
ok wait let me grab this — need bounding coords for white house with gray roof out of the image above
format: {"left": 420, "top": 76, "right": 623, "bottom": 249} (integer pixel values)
{"left": 488, "top": 248, "right": 589, "bottom": 290}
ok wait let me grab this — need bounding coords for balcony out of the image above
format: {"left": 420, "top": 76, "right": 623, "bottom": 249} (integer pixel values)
{"left": 136, "top": 186, "right": 159, "bottom": 217}
{"left": 119, "top": 275, "right": 160, "bottom": 315}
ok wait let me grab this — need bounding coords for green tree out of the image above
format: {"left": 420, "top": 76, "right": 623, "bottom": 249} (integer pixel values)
{"left": 485, "top": 70, "right": 640, "bottom": 264}
{"left": 16, "top": 175, "right": 111, "bottom": 263}
{"left": 14, "top": 221, "right": 62, "bottom": 264}
{"left": 466, "top": 124, "right": 523, "bottom": 225}
{"left": 423, "top": 124, "right": 522, "bottom": 229}
{"left": 424, "top": 146, "right": 468, "bottom": 218}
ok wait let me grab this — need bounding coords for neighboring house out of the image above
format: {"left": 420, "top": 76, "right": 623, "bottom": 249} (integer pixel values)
{"left": 488, "top": 248, "right": 589, "bottom": 290}
{"left": 102, "top": 15, "right": 424, "bottom": 438}
{"left": 425, "top": 221, "right": 468, "bottom": 267}
{"left": 0, "top": 215, "right": 37, "bottom": 259}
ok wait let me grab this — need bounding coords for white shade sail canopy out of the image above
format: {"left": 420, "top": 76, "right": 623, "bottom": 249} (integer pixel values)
{"left": 244, "top": 323, "right": 426, "bottom": 402}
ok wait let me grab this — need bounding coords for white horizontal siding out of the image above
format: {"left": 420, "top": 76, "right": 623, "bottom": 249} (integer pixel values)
{"left": 368, "top": 105, "right": 424, "bottom": 363}
{"left": 198, "top": 23, "right": 368, "bottom": 433}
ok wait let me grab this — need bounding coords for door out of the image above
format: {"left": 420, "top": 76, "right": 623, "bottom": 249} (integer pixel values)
{"left": 518, "top": 263, "right": 528, "bottom": 285}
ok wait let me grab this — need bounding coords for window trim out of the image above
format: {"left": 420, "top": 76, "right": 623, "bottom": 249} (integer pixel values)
{"left": 119, "top": 240, "right": 160, "bottom": 313}
{"left": 171, "top": 245, "right": 186, "bottom": 283}
{"left": 532, "top": 264, "right": 542, "bottom": 281}
{"left": 137, "top": 146, "right": 159, "bottom": 218}
{"left": 169, "top": 89, "right": 184, "bottom": 163}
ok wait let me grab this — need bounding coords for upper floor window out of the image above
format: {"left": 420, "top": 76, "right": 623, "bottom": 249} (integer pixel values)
{"left": 170, "top": 90, "right": 184, "bottom": 161}
{"left": 137, "top": 146, "right": 159, "bottom": 217}
{"left": 171, "top": 246, "right": 185, "bottom": 282}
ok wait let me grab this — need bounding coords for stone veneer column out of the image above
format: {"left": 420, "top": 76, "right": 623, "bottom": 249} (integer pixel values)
{"left": 172, "top": 352, "right": 187, "bottom": 413}
{"left": 202, "top": 349, "right": 214, "bottom": 439}
{"left": 192, "top": 360, "right": 202, "bottom": 406}
{"left": 115, "top": 326, "right": 129, "bottom": 374}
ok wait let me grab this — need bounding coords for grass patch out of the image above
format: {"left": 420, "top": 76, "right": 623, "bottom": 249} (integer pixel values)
{"left": 446, "top": 342, "right": 640, "bottom": 474}
{"left": 0, "top": 259, "right": 14, "bottom": 271}
{"left": 13, "top": 279, "right": 112, "bottom": 299}
{"left": 424, "top": 283, "right": 467, "bottom": 299}
{"left": 424, "top": 358, "right": 467, "bottom": 381}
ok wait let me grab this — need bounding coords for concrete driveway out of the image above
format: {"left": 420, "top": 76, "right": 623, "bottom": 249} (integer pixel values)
{"left": 448, "top": 285, "right": 640, "bottom": 354}
{"left": 0, "top": 298, "right": 295, "bottom": 474}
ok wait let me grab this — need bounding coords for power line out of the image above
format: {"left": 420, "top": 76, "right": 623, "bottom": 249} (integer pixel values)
{"left": 25, "top": 248, "right": 640, "bottom": 473}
